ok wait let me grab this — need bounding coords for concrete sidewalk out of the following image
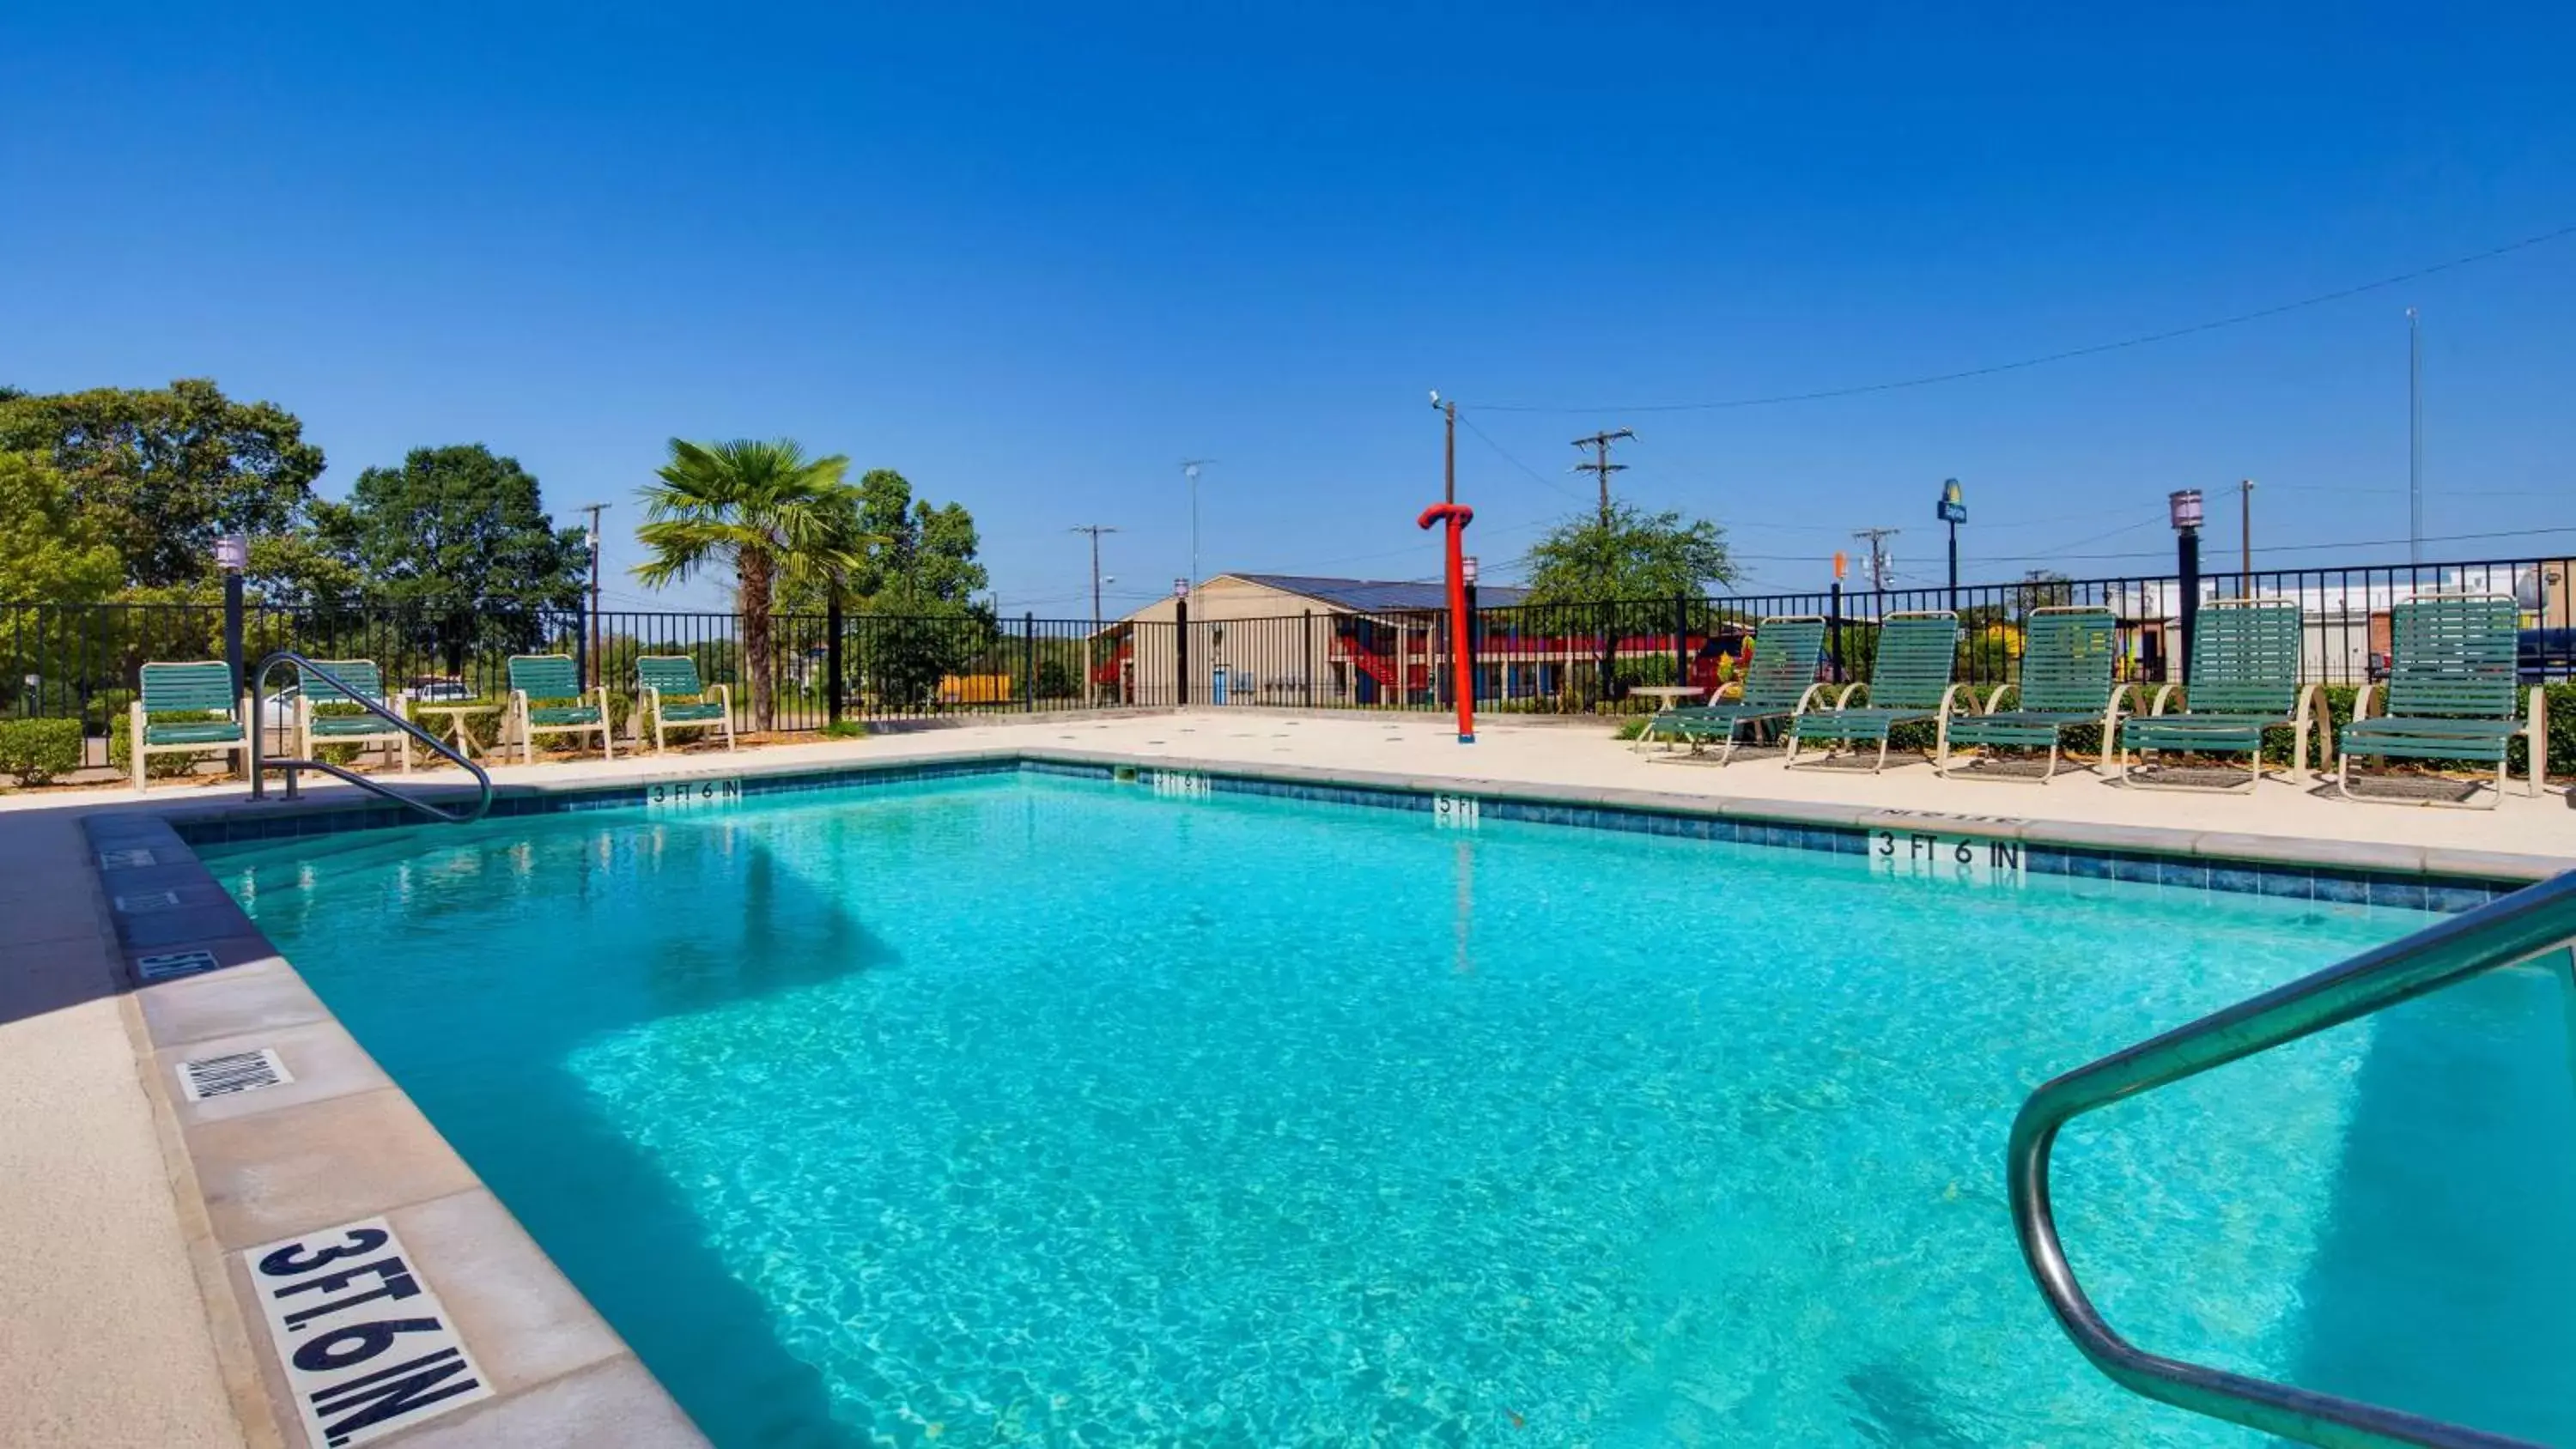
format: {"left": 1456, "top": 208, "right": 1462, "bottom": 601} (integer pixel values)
{"left": 0, "top": 811, "right": 246, "bottom": 1449}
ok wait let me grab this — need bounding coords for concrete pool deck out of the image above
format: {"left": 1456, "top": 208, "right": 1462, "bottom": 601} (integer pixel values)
{"left": 3, "top": 706, "right": 2569, "bottom": 1446}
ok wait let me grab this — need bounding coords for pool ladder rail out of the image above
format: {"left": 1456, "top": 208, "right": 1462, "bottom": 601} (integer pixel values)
{"left": 246, "top": 651, "right": 494, "bottom": 825}
{"left": 2011, "top": 867, "right": 2576, "bottom": 1449}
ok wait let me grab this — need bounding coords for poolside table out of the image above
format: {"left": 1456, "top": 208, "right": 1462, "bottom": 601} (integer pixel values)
{"left": 413, "top": 701, "right": 502, "bottom": 760}
{"left": 1630, "top": 685, "right": 1714, "bottom": 709}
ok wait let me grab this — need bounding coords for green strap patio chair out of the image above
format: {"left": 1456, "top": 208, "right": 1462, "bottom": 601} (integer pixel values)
{"left": 2115, "top": 598, "right": 2318, "bottom": 792}
{"left": 130, "top": 661, "right": 250, "bottom": 792}
{"left": 1937, "top": 605, "right": 2135, "bottom": 784}
{"left": 507, "top": 653, "right": 615, "bottom": 764}
{"left": 1784, "top": 611, "right": 1971, "bottom": 773}
{"left": 295, "top": 658, "right": 411, "bottom": 774}
{"left": 1638, "top": 616, "right": 1830, "bottom": 765}
{"left": 2336, "top": 593, "right": 2544, "bottom": 809}
{"left": 636, "top": 655, "right": 735, "bottom": 755}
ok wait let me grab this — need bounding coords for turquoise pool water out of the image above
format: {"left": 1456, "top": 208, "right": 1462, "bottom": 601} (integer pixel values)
{"left": 204, "top": 774, "right": 2576, "bottom": 1447}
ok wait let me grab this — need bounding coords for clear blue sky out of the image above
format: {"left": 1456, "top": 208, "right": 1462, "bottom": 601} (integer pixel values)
{"left": 6, "top": 3, "right": 2571, "bottom": 613}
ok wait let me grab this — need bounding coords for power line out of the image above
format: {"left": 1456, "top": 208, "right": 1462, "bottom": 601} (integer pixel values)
{"left": 1970, "top": 522, "right": 2576, "bottom": 566}
{"left": 1457, "top": 412, "right": 1586, "bottom": 503}
{"left": 1468, "top": 221, "right": 2576, "bottom": 415}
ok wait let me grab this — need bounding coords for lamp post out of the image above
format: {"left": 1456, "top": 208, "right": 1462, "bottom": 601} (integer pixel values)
{"left": 1935, "top": 478, "right": 1967, "bottom": 613}
{"left": 215, "top": 534, "right": 249, "bottom": 702}
{"left": 2169, "top": 489, "right": 2204, "bottom": 685}
{"left": 1461, "top": 554, "right": 1479, "bottom": 718}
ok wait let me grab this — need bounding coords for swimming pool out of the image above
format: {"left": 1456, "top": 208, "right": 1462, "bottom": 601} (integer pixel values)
{"left": 202, "top": 772, "right": 2576, "bottom": 1447}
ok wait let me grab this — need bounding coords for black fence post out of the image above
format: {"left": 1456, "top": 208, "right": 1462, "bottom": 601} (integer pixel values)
{"left": 1672, "top": 592, "right": 1689, "bottom": 685}
{"left": 2177, "top": 525, "right": 2202, "bottom": 687}
{"left": 574, "top": 599, "right": 589, "bottom": 693}
{"left": 1176, "top": 599, "right": 1190, "bottom": 706}
{"left": 1828, "top": 581, "right": 1844, "bottom": 681}
{"left": 1597, "top": 601, "right": 1613, "bottom": 709}
{"left": 223, "top": 571, "right": 245, "bottom": 700}
{"left": 825, "top": 588, "right": 844, "bottom": 724}
{"left": 1465, "top": 583, "right": 1480, "bottom": 713}
{"left": 1302, "top": 610, "right": 1315, "bottom": 708}
{"left": 1022, "top": 612, "right": 1036, "bottom": 711}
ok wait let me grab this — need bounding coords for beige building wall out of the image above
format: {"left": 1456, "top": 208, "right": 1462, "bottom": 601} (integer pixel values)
{"left": 1116, "top": 576, "right": 1402, "bottom": 705}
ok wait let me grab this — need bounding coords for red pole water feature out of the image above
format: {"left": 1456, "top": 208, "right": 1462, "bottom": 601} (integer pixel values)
{"left": 1417, "top": 501, "right": 1476, "bottom": 743}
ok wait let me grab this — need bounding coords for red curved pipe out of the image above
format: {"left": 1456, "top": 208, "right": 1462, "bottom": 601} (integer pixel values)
{"left": 1417, "top": 503, "right": 1477, "bottom": 741}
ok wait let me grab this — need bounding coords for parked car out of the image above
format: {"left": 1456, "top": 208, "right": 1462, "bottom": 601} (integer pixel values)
{"left": 410, "top": 678, "right": 477, "bottom": 704}
{"left": 2519, "top": 627, "right": 2576, "bottom": 687}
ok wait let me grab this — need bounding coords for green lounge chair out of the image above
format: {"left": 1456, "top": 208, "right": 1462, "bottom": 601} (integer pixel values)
{"left": 2336, "top": 593, "right": 2544, "bottom": 809}
{"left": 129, "top": 661, "right": 252, "bottom": 792}
{"left": 295, "top": 658, "right": 411, "bottom": 774}
{"left": 1938, "top": 605, "right": 2135, "bottom": 783}
{"left": 1638, "top": 616, "right": 1830, "bottom": 764}
{"left": 637, "top": 654, "right": 735, "bottom": 755}
{"left": 1784, "top": 610, "right": 1969, "bottom": 773}
{"left": 507, "top": 653, "right": 615, "bottom": 763}
{"left": 2116, "top": 598, "right": 2318, "bottom": 792}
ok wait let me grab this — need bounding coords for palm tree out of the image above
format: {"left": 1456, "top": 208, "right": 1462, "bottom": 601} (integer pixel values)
{"left": 633, "top": 438, "right": 868, "bottom": 731}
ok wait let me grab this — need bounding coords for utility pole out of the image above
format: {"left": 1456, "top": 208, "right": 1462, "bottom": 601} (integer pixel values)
{"left": 1180, "top": 459, "right": 1213, "bottom": 615}
{"left": 2407, "top": 307, "right": 2423, "bottom": 565}
{"left": 1571, "top": 428, "right": 1634, "bottom": 526}
{"left": 1431, "top": 391, "right": 1455, "bottom": 504}
{"left": 1070, "top": 524, "right": 1120, "bottom": 635}
{"left": 580, "top": 502, "right": 608, "bottom": 688}
{"left": 2237, "top": 479, "right": 2255, "bottom": 592}
{"left": 1850, "top": 527, "right": 1899, "bottom": 594}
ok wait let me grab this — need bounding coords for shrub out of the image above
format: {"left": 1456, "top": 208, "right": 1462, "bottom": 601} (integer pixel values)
{"left": 823, "top": 719, "right": 870, "bottom": 740}
{"left": 0, "top": 718, "right": 82, "bottom": 785}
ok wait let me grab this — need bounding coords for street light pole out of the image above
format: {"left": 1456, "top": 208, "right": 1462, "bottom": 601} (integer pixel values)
{"left": 1180, "top": 459, "right": 1212, "bottom": 616}
{"left": 1936, "top": 479, "right": 1966, "bottom": 613}
{"left": 1431, "top": 391, "right": 1455, "bottom": 504}
{"left": 2238, "top": 479, "right": 2254, "bottom": 593}
{"left": 2170, "top": 489, "right": 2204, "bottom": 685}
{"left": 2407, "top": 307, "right": 2422, "bottom": 565}
{"left": 579, "top": 502, "right": 607, "bottom": 688}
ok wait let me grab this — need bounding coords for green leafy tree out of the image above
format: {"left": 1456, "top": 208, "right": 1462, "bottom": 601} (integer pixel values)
{"left": 0, "top": 379, "right": 325, "bottom": 586}
{"left": 775, "top": 469, "right": 994, "bottom": 710}
{"left": 632, "top": 439, "right": 868, "bottom": 730}
{"left": 786, "top": 467, "right": 990, "bottom": 611}
{"left": 0, "top": 452, "right": 124, "bottom": 605}
{"left": 325, "top": 445, "right": 588, "bottom": 671}
{"left": 1, "top": 452, "right": 127, "bottom": 714}
{"left": 1519, "top": 502, "right": 1736, "bottom": 604}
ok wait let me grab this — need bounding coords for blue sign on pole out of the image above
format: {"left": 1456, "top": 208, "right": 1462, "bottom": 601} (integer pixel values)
{"left": 1935, "top": 477, "right": 1967, "bottom": 524}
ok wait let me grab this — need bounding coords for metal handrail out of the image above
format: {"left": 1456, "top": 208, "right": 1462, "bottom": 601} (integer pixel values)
{"left": 247, "top": 652, "right": 493, "bottom": 824}
{"left": 2010, "top": 869, "right": 2576, "bottom": 1449}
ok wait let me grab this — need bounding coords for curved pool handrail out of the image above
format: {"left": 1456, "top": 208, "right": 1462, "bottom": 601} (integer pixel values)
{"left": 2009, "top": 868, "right": 2576, "bottom": 1449}
{"left": 247, "top": 651, "right": 494, "bottom": 825}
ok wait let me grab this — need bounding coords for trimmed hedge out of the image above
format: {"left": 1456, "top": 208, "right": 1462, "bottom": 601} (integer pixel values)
{"left": 0, "top": 718, "right": 83, "bottom": 785}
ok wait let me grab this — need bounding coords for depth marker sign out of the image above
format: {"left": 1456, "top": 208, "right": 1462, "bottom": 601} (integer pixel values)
{"left": 1868, "top": 828, "right": 2026, "bottom": 887}
{"left": 245, "top": 1216, "right": 492, "bottom": 1446}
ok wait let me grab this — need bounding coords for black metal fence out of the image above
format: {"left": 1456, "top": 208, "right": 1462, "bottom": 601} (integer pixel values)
{"left": 6, "top": 553, "right": 2570, "bottom": 754}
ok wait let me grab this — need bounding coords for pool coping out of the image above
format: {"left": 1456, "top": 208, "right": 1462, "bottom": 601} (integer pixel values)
{"left": 159, "top": 743, "right": 2573, "bottom": 900}
{"left": 75, "top": 743, "right": 2573, "bottom": 1448}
